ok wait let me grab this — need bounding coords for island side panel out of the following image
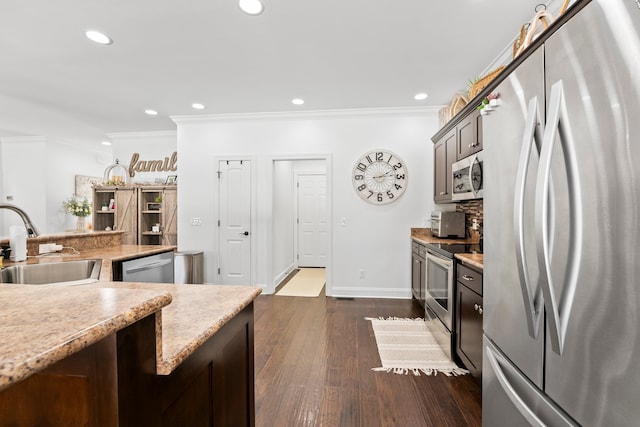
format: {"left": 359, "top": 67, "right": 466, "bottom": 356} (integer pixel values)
{"left": 0, "top": 334, "right": 119, "bottom": 426}
{"left": 117, "top": 302, "right": 256, "bottom": 427}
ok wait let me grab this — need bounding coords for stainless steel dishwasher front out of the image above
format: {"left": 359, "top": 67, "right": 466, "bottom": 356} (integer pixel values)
{"left": 121, "top": 251, "right": 174, "bottom": 283}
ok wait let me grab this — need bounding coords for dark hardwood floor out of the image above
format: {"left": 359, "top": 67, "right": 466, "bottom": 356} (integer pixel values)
{"left": 253, "top": 292, "right": 482, "bottom": 427}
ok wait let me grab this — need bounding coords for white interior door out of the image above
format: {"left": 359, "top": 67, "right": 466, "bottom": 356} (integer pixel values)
{"left": 297, "top": 173, "right": 327, "bottom": 267}
{"left": 218, "top": 160, "right": 252, "bottom": 285}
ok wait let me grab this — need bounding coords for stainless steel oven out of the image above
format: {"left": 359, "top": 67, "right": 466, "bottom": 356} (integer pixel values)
{"left": 423, "top": 242, "right": 480, "bottom": 360}
{"left": 425, "top": 248, "right": 455, "bottom": 332}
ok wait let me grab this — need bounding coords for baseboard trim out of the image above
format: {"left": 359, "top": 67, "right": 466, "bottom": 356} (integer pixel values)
{"left": 274, "top": 268, "right": 300, "bottom": 294}
{"left": 329, "top": 286, "right": 412, "bottom": 300}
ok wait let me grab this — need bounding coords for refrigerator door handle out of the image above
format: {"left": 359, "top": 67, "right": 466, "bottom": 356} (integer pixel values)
{"left": 486, "top": 339, "right": 579, "bottom": 427}
{"left": 486, "top": 343, "right": 548, "bottom": 427}
{"left": 535, "top": 80, "right": 583, "bottom": 355}
{"left": 514, "top": 96, "right": 544, "bottom": 339}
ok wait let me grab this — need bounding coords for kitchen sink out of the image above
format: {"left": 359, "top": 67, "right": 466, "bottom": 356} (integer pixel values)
{"left": 0, "top": 259, "right": 102, "bottom": 286}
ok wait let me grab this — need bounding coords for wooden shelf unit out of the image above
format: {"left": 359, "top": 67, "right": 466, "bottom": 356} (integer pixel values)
{"left": 137, "top": 186, "right": 177, "bottom": 246}
{"left": 93, "top": 185, "right": 177, "bottom": 246}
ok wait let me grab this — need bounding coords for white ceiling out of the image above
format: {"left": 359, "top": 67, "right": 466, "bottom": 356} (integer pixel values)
{"left": 0, "top": 0, "right": 548, "bottom": 146}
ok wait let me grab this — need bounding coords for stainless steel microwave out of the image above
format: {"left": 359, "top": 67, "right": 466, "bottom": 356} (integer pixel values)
{"left": 452, "top": 151, "right": 483, "bottom": 201}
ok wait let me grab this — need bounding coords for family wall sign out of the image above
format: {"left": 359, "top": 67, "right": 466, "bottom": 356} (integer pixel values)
{"left": 128, "top": 152, "right": 177, "bottom": 178}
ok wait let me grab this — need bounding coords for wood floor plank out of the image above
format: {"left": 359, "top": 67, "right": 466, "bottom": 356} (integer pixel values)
{"left": 254, "top": 294, "right": 482, "bottom": 427}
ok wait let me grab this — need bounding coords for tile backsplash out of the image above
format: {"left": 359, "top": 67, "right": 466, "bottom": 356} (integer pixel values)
{"left": 456, "top": 199, "right": 483, "bottom": 241}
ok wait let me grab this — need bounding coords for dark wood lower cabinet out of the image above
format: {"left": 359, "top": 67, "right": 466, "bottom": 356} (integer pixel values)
{"left": 455, "top": 263, "right": 483, "bottom": 383}
{"left": 0, "top": 303, "right": 255, "bottom": 427}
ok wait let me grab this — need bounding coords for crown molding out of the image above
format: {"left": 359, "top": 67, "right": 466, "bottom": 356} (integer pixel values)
{"left": 171, "top": 106, "right": 439, "bottom": 124}
{"left": 0, "top": 136, "right": 47, "bottom": 144}
{"left": 105, "top": 130, "right": 177, "bottom": 140}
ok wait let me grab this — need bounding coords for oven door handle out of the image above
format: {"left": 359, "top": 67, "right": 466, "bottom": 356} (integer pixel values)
{"left": 425, "top": 251, "right": 452, "bottom": 269}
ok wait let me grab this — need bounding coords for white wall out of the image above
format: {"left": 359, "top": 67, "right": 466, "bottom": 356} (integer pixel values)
{"left": 272, "top": 160, "right": 295, "bottom": 284}
{"left": 175, "top": 108, "right": 438, "bottom": 298}
{"left": 109, "top": 131, "right": 177, "bottom": 184}
{"left": 0, "top": 136, "right": 110, "bottom": 237}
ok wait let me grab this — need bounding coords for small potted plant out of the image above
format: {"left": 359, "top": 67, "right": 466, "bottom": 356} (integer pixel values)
{"left": 63, "top": 195, "right": 92, "bottom": 232}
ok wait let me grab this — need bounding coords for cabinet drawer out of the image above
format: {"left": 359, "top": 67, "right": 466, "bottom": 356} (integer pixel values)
{"left": 457, "top": 263, "right": 482, "bottom": 296}
{"left": 411, "top": 241, "right": 427, "bottom": 256}
{"left": 418, "top": 245, "right": 427, "bottom": 257}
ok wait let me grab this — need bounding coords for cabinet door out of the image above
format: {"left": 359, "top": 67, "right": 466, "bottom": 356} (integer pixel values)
{"left": 411, "top": 253, "right": 421, "bottom": 300}
{"left": 162, "top": 188, "right": 177, "bottom": 246}
{"left": 457, "top": 114, "right": 474, "bottom": 160}
{"left": 473, "top": 109, "right": 483, "bottom": 153}
{"left": 457, "top": 110, "right": 483, "bottom": 160}
{"left": 434, "top": 128, "right": 456, "bottom": 202}
{"left": 456, "top": 283, "right": 483, "bottom": 381}
{"left": 115, "top": 188, "right": 138, "bottom": 245}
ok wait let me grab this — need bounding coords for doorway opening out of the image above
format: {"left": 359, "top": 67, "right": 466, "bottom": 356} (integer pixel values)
{"left": 271, "top": 156, "right": 331, "bottom": 296}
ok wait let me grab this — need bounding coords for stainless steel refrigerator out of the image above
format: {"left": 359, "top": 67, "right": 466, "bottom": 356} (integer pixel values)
{"left": 483, "top": 1, "right": 640, "bottom": 425}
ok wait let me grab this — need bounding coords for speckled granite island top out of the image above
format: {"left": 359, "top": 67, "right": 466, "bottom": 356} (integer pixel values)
{"left": 0, "top": 280, "right": 261, "bottom": 391}
{"left": 93, "top": 282, "right": 262, "bottom": 374}
{"left": 0, "top": 285, "right": 173, "bottom": 391}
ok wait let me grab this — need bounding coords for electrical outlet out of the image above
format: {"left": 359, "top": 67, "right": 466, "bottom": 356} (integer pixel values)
{"left": 39, "top": 243, "right": 63, "bottom": 254}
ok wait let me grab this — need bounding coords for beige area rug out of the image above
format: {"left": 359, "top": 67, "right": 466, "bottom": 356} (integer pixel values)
{"left": 367, "top": 317, "right": 469, "bottom": 376}
{"left": 275, "top": 268, "right": 325, "bottom": 297}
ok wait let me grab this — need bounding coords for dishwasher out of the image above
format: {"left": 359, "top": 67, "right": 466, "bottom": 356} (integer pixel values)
{"left": 121, "top": 251, "right": 174, "bottom": 283}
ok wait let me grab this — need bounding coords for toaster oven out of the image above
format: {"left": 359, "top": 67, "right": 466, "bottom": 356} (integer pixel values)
{"left": 430, "top": 211, "right": 466, "bottom": 238}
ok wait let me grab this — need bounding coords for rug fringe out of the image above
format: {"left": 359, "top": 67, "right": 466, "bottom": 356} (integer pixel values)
{"left": 371, "top": 367, "right": 469, "bottom": 377}
{"left": 365, "top": 316, "right": 424, "bottom": 321}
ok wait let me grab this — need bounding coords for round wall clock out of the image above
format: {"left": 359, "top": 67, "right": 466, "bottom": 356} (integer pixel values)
{"left": 352, "top": 149, "right": 408, "bottom": 205}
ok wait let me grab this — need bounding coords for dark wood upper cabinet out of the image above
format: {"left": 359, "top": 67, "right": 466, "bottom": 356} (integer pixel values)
{"left": 434, "top": 128, "right": 457, "bottom": 203}
{"left": 456, "top": 109, "right": 483, "bottom": 160}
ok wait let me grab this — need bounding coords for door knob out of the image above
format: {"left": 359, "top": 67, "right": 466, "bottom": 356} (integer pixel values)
{"left": 240, "top": 231, "right": 249, "bottom": 236}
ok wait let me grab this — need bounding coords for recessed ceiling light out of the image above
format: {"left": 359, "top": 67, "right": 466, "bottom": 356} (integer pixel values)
{"left": 192, "top": 103, "right": 205, "bottom": 110}
{"left": 85, "top": 30, "right": 113, "bottom": 45}
{"left": 292, "top": 98, "right": 304, "bottom": 105}
{"left": 238, "top": 0, "right": 264, "bottom": 15}
{"left": 145, "top": 109, "right": 159, "bottom": 116}
{"left": 414, "top": 92, "right": 429, "bottom": 101}
{"left": 101, "top": 141, "right": 112, "bottom": 146}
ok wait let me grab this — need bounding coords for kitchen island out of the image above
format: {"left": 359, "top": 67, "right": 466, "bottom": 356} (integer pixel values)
{"left": 0, "top": 234, "right": 262, "bottom": 426}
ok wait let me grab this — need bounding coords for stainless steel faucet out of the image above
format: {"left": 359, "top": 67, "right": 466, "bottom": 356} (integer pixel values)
{"left": 0, "top": 204, "right": 40, "bottom": 237}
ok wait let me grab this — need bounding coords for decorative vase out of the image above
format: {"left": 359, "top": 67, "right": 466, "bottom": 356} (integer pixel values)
{"left": 76, "top": 216, "right": 86, "bottom": 232}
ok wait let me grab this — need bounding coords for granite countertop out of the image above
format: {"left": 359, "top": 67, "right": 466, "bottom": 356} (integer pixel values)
{"left": 0, "top": 285, "right": 173, "bottom": 391}
{"left": 4, "top": 245, "right": 177, "bottom": 281}
{"left": 455, "top": 253, "right": 484, "bottom": 270}
{"left": 411, "top": 228, "right": 483, "bottom": 268}
{"left": 94, "top": 282, "right": 262, "bottom": 374}
{"left": 0, "top": 244, "right": 262, "bottom": 391}
{"left": 410, "top": 227, "right": 477, "bottom": 245}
